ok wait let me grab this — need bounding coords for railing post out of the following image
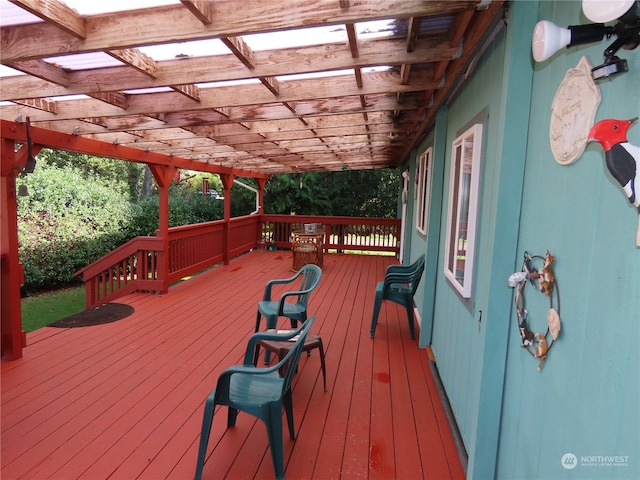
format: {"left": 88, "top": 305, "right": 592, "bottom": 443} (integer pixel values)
{"left": 256, "top": 179, "right": 266, "bottom": 247}
{"left": 148, "top": 164, "right": 176, "bottom": 294}
{"left": 220, "top": 174, "right": 234, "bottom": 265}
{"left": 1, "top": 139, "right": 25, "bottom": 359}
{"left": 1, "top": 127, "right": 44, "bottom": 359}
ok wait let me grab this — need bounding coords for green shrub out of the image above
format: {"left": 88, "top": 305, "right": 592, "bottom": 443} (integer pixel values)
{"left": 17, "top": 164, "right": 132, "bottom": 293}
{"left": 127, "top": 194, "right": 223, "bottom": 237}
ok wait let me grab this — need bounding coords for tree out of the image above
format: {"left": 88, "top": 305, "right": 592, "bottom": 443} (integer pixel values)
{"left": 264, "top": 168, "right": 400, "bottom": 217}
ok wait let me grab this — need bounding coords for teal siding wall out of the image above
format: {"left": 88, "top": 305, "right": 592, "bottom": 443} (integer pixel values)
{"left": 428, "top": 15, "right": 513, "bottom": 466}
{"left": 407, "top": 149, "right": 426, "bottom": 326}
{"left": 496, "top": 1, "right": 640, "bottom": 479}
{"left": 407, "top": 145, "right": 424, "bottom": 261}
{"left": 402, "top": 1, "right": 638, "bottom": 478}
{"left": 417, "top": 110, "right": 448, "bottom": 348}
{"left": 404, "top": 133, "right": 439, "bottom": 347}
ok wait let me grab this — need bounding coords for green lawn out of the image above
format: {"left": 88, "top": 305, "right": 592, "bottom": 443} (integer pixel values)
{"left": 21, "top": 287, "right": 85, "bottom": 332}
{"left": 19, "top": 263, "right": 219, "bottom": 333}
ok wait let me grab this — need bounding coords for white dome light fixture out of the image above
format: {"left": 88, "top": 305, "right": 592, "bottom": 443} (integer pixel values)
{"left": 583, "top": 0, "right": 638, "bottom": 23}
{"left": 531, "top": 0, "right": 640, "bottom": 81}
{"left": 532, "top": 21, "right": 571, "bottom": 62}
{"left": 532, "top": 21, "right": 606, "bottom": 62}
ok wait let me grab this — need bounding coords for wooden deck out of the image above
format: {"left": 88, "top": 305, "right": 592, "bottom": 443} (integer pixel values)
{"left": 1, "top": 250, "right": 464, "bottom": 480}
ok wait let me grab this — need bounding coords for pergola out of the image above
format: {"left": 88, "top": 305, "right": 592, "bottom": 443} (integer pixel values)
{"left": 1, "top": 0, "right": 505, "bottom": 359}
{"left": 1, "top": 0, "right": 504, "bottom": 173}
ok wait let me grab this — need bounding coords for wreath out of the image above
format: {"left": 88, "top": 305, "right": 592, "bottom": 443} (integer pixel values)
{"left": 508, "top": 250, "right": 561, "bottom": 371}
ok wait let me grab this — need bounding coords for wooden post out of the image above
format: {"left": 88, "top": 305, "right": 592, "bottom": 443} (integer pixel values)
{"left": 1, "top": 137, "right": 25, "bottom": 360}
{"left": 256, "top": 178, "right": 266, "bottom": 215}
{"left": 148, "top": 164, "right": 176, "bottom": 294}
{"left": 220, "top": 174, "right": 235, "bottom": 265}
{"left": 256, "top": 178, "right": 266, "bottom": 246}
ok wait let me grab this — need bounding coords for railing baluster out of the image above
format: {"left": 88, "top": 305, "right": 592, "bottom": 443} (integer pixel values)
{"left": 100, "top": 270, "right": 105, "bottom": 300}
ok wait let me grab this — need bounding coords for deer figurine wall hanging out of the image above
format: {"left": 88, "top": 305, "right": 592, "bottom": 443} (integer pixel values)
{"left": 508, "top": 251, "right": 561, "bottom": 371}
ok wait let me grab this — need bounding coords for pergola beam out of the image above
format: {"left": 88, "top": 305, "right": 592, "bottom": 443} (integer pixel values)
{"left": 0, "top": 120, "right": 270, "bottom": 180}
{"left": 0, "top": 1, "right": 477, "bottom": 62}
{"left": 0, "top": 36, "right": 456, "bottom": 101}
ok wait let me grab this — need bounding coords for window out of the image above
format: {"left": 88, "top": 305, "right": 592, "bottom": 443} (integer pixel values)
{"left": 415, "top": 147, "right": 433, "bottom": 235}
{"left": 444, "top": 123, "right": 483, "bottom": 298}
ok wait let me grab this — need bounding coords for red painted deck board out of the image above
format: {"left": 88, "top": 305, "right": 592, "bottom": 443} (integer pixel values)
{"left": 2, "top": 250, "right": 464, "bottom": 480}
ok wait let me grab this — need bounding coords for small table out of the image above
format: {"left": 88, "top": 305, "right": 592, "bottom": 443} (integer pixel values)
{"left": 291, "top": 229, "right": 324, "bottom": 271}
{"left": 253, "top": 331, "right": 327, "bottom": 392}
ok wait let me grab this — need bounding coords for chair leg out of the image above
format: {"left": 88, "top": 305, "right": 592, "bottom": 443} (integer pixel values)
{"left": 265, "top": 314, "right": 278, "bottom": 330}
{"left": 262, "top": 314, "right": 281, "bottom": 364}
{"left": 266, "top": 402, "right": 286, "bottom": 480}
{"left": 283, "top": 389, "right": 296, "bottom": 440}
{"left": 227, "top": 406, "right": 239, "bottom": 428}
{"left": 253, "top": 343, "right": 261, "bottom": 367}
{"left": 255, "top": 311, "right": 262, "bottom": 333}
{"left": 404, "top": 300, "right": 415, "bottom": 340}
{"left": 289, "top": 313, "right": 305, "bottom": 329}
{"left": 317, "top": 340, "right": 327, "bottom": 392}
{"left": 370, "top": 291, "right": 383, "bottom": 338}
{"left": 194, "top": 391, "right": 217, "bottom": 480}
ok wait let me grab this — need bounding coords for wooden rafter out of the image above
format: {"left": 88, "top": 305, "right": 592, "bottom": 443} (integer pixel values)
{"left": 8, "top": 0, "right": 86, "bottom": 38}
{"left": 1, "top": 1, "right": 480, "bottom": 62}
{"left": 0, "top": 37, "right": 457, "bottom": 101}
{"left": 0, "top": 0, "right": 505, "bottom": 173}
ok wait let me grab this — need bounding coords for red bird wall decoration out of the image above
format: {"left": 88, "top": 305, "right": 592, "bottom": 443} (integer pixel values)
{"left": 588, "top": 117, "right": 640, "bottom": 246}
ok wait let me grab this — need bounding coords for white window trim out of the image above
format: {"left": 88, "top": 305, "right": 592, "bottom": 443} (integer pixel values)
{"left": 444, "top": 123, "right": 483, "bottom": 298}
{"left": 415, "top": 147, "right": 433, "bottom": 235}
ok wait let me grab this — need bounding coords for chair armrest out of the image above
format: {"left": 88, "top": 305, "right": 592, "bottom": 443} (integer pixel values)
{"left": 263, "top": 271, "right": 302, "bottom": 301}
{"left": 221, "top": 364, "right": 278, "bottom": 377}
{"left": 243, "top": 324, "right": 306, "bottom": 364}
{"left": 222, "top": 365, "right": 260, "bottom": 375}
{"left": 275, "top": 287, "right": 313, "bottom": 314}
{"left": 385, "top": 256, "right": 425, "bottom": 277}
{"left": 385, "top": 271, "right": 413, "bottom": 281}
{"left": 215, "top": 364, "right": 283, "bottom": 394}
{"left": 385, "top": 264, "right": 414, "bottom": 275}
{"left": 382, "top": 272, "right": 412, "bottom": 288}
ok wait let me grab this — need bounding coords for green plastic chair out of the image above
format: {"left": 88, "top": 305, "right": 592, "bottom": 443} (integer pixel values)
{"left": 194, "top": 316, "right": 316, "bottom": 480}
{"left": 370, "top": 255, "right": 425, "bottom": 339}
{"left": 255, "top": 264, "right": 322, "bottom": 363}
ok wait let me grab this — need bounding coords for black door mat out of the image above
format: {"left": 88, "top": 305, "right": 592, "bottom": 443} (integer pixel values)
{"left": 48, "top": 303, "right": 134, "bottom": 328}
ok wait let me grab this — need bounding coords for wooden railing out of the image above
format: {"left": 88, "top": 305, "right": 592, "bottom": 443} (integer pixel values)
{"left": 75, "top": 236, "right": 164, "bottom": 308}
{"left": 260, "top": 215, "right": 401, "bottom": 253}
{"left": 77, "top": 215, "right": 399, "bottom": 308}
{"left": 166, "top": 220, "right": 224, "bottom": 283}
{"left": 229, "top": 215, "right": 262, "bottom": 258}
{"left": 166, "top": 215, "right": 259, "bottom": 283}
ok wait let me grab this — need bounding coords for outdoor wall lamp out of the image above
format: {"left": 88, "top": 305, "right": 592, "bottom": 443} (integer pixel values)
{"left": 15, "top": 116, "right": 37, "bottom": 196}
{"left": 532, "top": 0, "right": 640, "bottom": 80}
